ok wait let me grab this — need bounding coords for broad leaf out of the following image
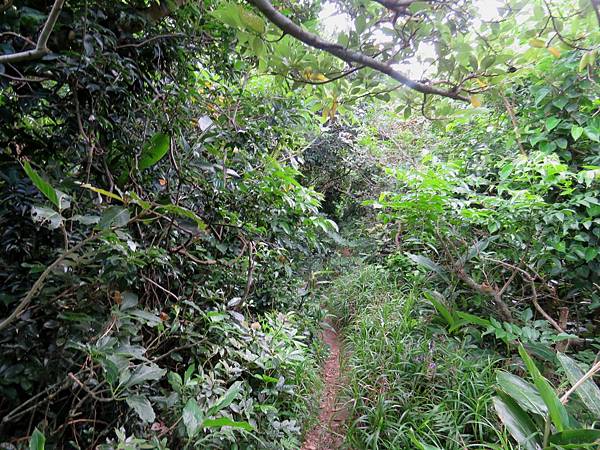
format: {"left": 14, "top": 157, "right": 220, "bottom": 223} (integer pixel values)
{"left": 156, "top": 204, "right": 206, "bottom": 230}
{"left": 406, "top": 253, "right": 449, "bottom": 282}
{"left": 98, "top": 206, "right": 130, "bottom": 229}
{"left": 496, "top": 371, "right": 547, "bottom": 417}
{"left": 571, "top": 125, "right": 584, "bottom": 141}
{"left": 139, "top": 133, "right": 170, "bottom": 170}
{"left": 126, "top": 395, "right": 155, "bottom": 423}
{"left": 518, "top": 345, "right": 569, "bottom": 431}
{"left": 23, "top": 161, "right": 59, "bottom": 209}
{"left": 549, "top": 429, "right": 600, "bottom": 446}
{"left": 29, "top": 428, "right": 46, "bottom": 450}
{"left": 122, "top": 363, "right": 166, "bottom": 389}
{"left": 207, "top": 381, "right": 243, "bottom": 416}
{"left": 202, "top": 417, "right": 253, "bottom": 431}
{"left": 493, "top": 394, "right": 542, "bottom": 450}
{"left": 31, "top": 206, "right": 64, "bottom": 230}
{"left": 423, "top": 291, "right": 455, "bottom": 328}
{"left": 183, "top": 398, "right": 204, "bottom": 438}
{"left": 128, "top": 309, "right": 162, "bottom": 327}
{"left": 557, "top": 353, "right": 600, "bottom": 417}
{"left": 545, "top": 117, "right": 561, "bottom": 131}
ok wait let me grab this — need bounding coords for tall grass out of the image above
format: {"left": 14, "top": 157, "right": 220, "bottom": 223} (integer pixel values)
{"left": 327, "top": 264, "right": 517, "bottom": 449}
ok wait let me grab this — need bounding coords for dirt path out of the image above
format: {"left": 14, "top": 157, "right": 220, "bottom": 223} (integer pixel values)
{"left": 301, "top": 321, "right": 348, "bottom": 450}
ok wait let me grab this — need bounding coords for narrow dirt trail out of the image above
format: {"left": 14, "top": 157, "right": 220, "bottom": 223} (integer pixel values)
{"left": 301, "top": 321, "right": 348, "bottom": 450}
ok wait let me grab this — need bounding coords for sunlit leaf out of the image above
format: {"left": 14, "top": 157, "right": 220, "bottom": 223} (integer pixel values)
{"left": 22, "top": 161, "right": 59, "bottom": 209}
{"left": 139, "top": 133, "right": 170, "bottom": 170}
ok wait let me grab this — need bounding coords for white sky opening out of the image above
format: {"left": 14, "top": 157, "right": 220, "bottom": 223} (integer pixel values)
{"left": 319, "top": 0, "right": 504, "bottom": 79}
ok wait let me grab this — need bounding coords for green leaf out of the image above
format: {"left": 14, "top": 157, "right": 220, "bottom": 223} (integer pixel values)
{"left": 212, "top": 3, "right": 243, "bottom": 28}
{"left": 493, "top": 394, "right": 542, "bottom": 450}
{"left": 98, "top": 206, "right": 130, "bottom": 229}
{"left": 557, "top": 353, "right": 600, "bottom": 417}
{"left": 406, "top": 253, "right": 449, "bottom": 282}
{"left": 78, "top": 183, "right": 124, "bottom": 202}
{"left": 128, "top": 309, "right": 162, "bottom": 327}
{"left": 23, "top": 161, "right": 60, "bottom": 209}
{"left": 139, "top": 133, "right": 170, "bottom": 170}
{"left": 545, "top": 117, "right": 561, "bottom": 131}
{"left": 496, "top": 371, "right": 548, "bottom": 417}
{"left": 126, "top": 395, "right": 156, "bottom": 423}
{"left": 423, "top": 291, "right": 455, "bottom": 328}
{"left": 555, "top": 137, "right": 568, "bottom": 149}
{"left": 156, "top": 204, "right": 206, "bottom": 230}
{"left": 31, "top": 206, "right": 64, "bottom": 230}
{"left": 29, "top": 428, "right": 46, "bottom": 450}
{"left": 499, "top": 163, "right": 513, "bottom": 180}
{"left": 207, "top": 381, "right": 243, "bottom": 416}
{"left": 238, "top": 7, "right": 265, "bottom": 34}
{"left": 202, "top": 417, "right": 254, "bottom": 431}
{"left": 183, "top": 398, "right": 204, "bottom": 438}
{"left": 122, "top": 363, "right": 166, "bottom": 389}
{"left": 518, "top": 345, "right": 569, "bottom": 431}
{"left": 584, "top": 127, "right": 600, "bottom": 142}
{"left": 571, "top": 125, "right": 584, "bottom": 141}
{"left": 549, "top": 429, "right": 600, "bottom": 446}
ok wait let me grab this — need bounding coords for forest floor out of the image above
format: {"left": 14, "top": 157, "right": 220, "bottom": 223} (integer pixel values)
{"left": 301, "top": 320, "right": 348, "bottom": 450}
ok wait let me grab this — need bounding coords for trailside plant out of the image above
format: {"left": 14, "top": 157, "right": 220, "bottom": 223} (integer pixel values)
{"left": 493, "top": 345, "right": 600, "bottom": 449}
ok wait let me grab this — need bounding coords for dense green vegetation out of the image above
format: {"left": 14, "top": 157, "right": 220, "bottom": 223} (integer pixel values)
{"left": 1, "top": 0, "right": 600, "bottom": 449}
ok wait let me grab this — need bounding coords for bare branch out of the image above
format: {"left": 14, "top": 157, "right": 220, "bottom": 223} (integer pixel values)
{"left": 246, "top": 0, "right": 469, "bottom": 101}
{"left": 0, "top": 0, "right": 65, "bottom": 64}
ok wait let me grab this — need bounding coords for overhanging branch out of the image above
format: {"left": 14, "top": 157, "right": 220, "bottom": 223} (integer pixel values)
{"left": 246, "top": 0, "right": 468, "bottom": 101}
{"left": 0, "top": 0, "right": 65, "bottom": 64}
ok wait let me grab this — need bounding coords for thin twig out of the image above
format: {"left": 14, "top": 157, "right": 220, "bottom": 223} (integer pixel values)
{"left": 0, "top": 233, "right": 100, "bottom": 331}
{"left": 560, "top": 359, "right": 600, "bottom": 404}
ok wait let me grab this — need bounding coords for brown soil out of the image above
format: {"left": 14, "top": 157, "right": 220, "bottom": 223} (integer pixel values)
{"left": 301, "top": 321, "right": 348, "bottom": 450}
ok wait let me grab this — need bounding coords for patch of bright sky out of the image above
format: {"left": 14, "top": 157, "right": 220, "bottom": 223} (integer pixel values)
{"left": 319, "top": 0, "right": 504, "bottom": 79}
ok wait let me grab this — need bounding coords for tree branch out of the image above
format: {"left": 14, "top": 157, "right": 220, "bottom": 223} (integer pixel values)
{"left": 0, "top": 233, "right": 100, "bottom": 332}
{"left": 0, "top": 0, "right": 65, "bottom": 64}
{"left": 246, "top": 0, "right": 468, "bottom": 101}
